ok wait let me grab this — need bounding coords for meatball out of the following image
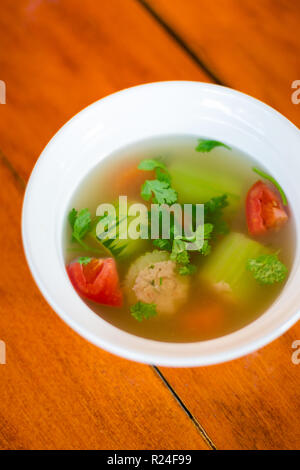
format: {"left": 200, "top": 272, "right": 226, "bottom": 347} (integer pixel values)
{"left": 131, "top": 260, "right": 190, "bottom": 315}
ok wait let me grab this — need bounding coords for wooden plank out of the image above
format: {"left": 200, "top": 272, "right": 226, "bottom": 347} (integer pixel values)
{"left": 0, "top": 158, "right": 209, "bottom": 450}
{"left": 1, "top": 0, "right": 299, "bottom": 450}
{"left": 139, "top": 0, "right": 300, "bottom": 449}
{"left": 145, "top": 0, "right": 300, "bottom": 127}
{"left": 160, "top": 324, "right": 300, "bottom": 449}
{"left": 0, "top": 0, "right": 210, "bottom": 181}
{"left": 0, "top": 0, "right": 214, "bottom": 449}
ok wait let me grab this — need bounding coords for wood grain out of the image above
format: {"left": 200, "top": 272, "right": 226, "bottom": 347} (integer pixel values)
{"left": 0, "top": 157, "right": 209, "bottom": 450}
{"left": 144, "top": 0, "right": 300, "bottom": 449}
{"left": 161, "top": 325, "right": 300, "bottom": 450}
{"left": 0, "top": 0, "right": 210, "bottom": 181}
{"left": 146, "top": 0, "right": 300, "bottom": 126}
{"left": 0, "top": 0, "right": 300, "bottom": 450}
{"left": 0, "top": 0, "right": 214, "bottom": 450}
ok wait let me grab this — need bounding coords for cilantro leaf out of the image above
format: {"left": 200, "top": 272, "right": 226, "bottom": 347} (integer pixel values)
{"left": 138, "top": 159, "right": 167, "bottom": 171}
{"left": 175, "top": 250, "right": 190, "bottom": 265}
{"left": 202, "top": 223, "right": 214, "bottom": 239}
{"left": 68, "top": 208, "right": 78, "bottom": 229}
{"left": 179, "top": 264, "right": 196, "bottom": 276}
{"left": 252, "top": 167, "right": 287, "bottom": 206}
{"left": 72, "top": 208, "right": 92, "bottom": 241}
{"left": 78, "top": 256, "right": 92, "bottom": 265}
{"left": 183, "top": 223, "right": 213, "bottom": 254}
{"left": 140, "top": 180, "right": 153, "bottom": 201}
{"left": 196, "top": 139, "right": 231, "bottom": 153}
{"left": 170, "top": 239, "right": 190, "bottom": 265}
{"left": 141, "top": 179, "right": 177, "bottom": 205}
{"left": 155, "top": 167, "right": 171, "bottom": 185}
{"left": 130, "top": 301, "right": 157, "bottom": 322}
{"left": 246, "top": 254, "right": 288, "bottom": 285}
{"left": 196, "top": 223, "right": 214, "bottom": 255}
{"left": 203, "top": 195, "right": 229, "bottom": 236}
{"left": 204, "top": 195, "right": 228, "bottom": 215}
{"left": 153, "top": 239, "right": 172, "bottom": 251}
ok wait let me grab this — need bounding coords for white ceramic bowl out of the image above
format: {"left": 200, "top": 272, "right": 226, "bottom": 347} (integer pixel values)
{"left": 22, "top": 81, "right": 300, "bottom": 366}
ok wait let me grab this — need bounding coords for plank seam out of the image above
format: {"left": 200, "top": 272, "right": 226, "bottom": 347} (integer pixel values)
{"left": 152, "top": 366, "right": 217, "bottom": 450}
{"left": 0, "top": 149, "right": 26, "bottom": 190}
{"left": 137, "top": 0, "right": 227, "bottom": 86}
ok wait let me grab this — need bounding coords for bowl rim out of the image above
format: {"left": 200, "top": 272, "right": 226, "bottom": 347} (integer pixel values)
{"left": 22, "top": 80, "right": 300, "bottom": 366}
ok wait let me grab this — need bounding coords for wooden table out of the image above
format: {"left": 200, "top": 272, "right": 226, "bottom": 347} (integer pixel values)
{"left": 0, "top": 0, "right": 299, "bottom": 450}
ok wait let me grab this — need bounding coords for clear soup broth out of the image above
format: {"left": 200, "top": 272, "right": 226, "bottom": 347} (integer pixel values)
{"left": 64, "top": 135, "right": 295, "bottom": 342}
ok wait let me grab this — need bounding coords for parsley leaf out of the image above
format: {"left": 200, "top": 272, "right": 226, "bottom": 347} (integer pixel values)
{"left": 130, "top": 301, "right": 157, "bottom": 322}
{"left": 141, "top": 179, "right": 177, "bottom": 205}
{"left": 78, "top": 256, "right": 92, "bottom": 265}
{"left": 246, "top": 254, "right": 288, "bottom": 284}
{"left": 252, "top": 167, "right": 287, "bottom": 206}
{"left": 196, "top": 139, "right": 231, "bottom": 153}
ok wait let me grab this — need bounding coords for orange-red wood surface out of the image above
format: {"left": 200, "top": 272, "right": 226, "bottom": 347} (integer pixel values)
{"left": 0, "top": 0, "right": 299, "bottom": 450}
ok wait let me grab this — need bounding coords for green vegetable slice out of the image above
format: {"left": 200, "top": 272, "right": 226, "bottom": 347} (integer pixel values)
{"left": 169, "top": 161, "right": 241, "bottom": 208}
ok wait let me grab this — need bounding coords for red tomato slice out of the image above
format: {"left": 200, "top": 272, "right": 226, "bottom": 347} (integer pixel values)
{"left": 246, "top": 180, "right": 288, "bottom": 235}
{"left": 67, "top": 258, "right": 123, "bottom": 307}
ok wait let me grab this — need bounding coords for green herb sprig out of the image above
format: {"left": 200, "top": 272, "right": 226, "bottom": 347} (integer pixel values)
{"left": 196, "top": 139, "right": 231, "bottom": 153}
{"left": 139, "top": 159, "right": 177, "bottom": 205}
{"left": 246, "top": 253, "right": 288, "bottom": 284}
{"left": 130, "top": 301, "right": 157, "bottom": 321}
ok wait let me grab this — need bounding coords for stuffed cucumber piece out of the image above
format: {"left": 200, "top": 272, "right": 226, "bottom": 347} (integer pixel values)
{"left": 169, "top": 161, "right": 242, "bottom": 211}
{"left": 200, "top": 232, "right": 272, "bottom": 302}
{"left": 124, "top": 251, "right": 190, "bottom": 315}
{"left": 87, "top": 201, "right": 149, "bottom": 260}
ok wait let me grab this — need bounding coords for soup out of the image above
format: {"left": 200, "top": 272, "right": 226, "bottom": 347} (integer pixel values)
{"left": 63, "top": 135, "right": 295, "bottom": 342}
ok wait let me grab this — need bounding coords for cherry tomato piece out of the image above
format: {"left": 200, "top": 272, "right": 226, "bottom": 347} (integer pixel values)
{"left": 67, "top": 257, "right": 123, "bottom": 307}
{"left": 246, "top": 180, "right": 288, "bottom": 235}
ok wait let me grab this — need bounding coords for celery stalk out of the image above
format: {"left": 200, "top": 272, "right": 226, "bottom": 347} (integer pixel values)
{"left": 200, "top": 232, "right": 271, "bottom": 301}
